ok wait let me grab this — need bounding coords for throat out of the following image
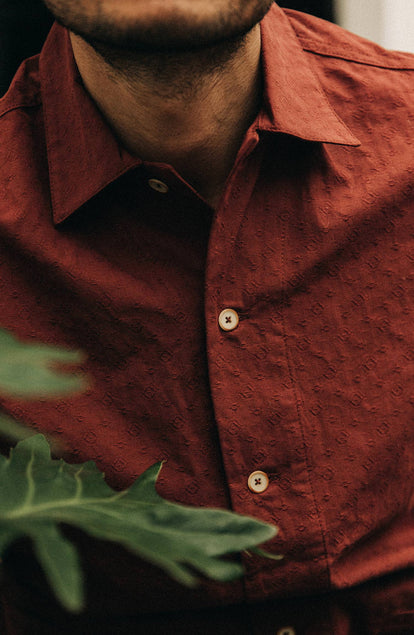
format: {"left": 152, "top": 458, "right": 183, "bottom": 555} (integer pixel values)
{"left": 161, "top": 142, "right": 240, "bottom": 209}
{"left": 70, "top": 25, "right": 263, "bottom": 208}
{"left": 193, "top": 180, "right": 227, "bottom": 210}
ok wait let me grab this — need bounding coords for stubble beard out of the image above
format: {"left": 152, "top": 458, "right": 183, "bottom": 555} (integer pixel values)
{"left": 43, "top": 0, "right": 274, "bottom": 94}
{"left": 43, "top": 1, "right": 274, "bottom": 52}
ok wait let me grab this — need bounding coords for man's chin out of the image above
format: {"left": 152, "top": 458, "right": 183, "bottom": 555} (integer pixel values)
{"left": 82, "top": 26, "right": 251, "bottom": 57}
{"left": 45, "top": 0, "right": 274, "bottom": 56}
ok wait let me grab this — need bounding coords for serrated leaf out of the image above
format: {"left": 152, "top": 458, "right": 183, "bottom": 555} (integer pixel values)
{"left": 0, "top": 328, "right": 87, "bottom": 398}
{"left": 0, "top": 435, "right": 279, "bottom": 612}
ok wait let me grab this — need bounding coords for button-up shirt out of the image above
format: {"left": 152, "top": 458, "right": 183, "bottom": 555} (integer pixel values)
{"left": 0, "top": 4, "right": 413, "bottom": 634}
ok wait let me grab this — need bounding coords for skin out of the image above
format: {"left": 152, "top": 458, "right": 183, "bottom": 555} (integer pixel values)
{"left": 42, "top": 0, "right": 274, "bottom": 207}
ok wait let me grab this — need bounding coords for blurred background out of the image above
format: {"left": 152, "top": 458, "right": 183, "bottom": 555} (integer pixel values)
{"left": 0, "top": 0, "right": 413, "bottom": 96}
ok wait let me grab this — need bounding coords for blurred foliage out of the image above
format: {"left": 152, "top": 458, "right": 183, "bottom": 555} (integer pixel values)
{"left": 0, "top": 327, "right": 280, "bottom": 612}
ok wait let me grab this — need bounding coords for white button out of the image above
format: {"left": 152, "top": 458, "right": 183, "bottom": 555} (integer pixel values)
{"left": 148, "top": 178, "right": 169, "bottom": 194}
{"left": 276, "top": 628, "right": 296, "bottom": 635}
{"left": 218, "top": 309, "right": 239, "bottom": 332}
{"left": 248, "top": 471, "right": 269, "bottom": 493}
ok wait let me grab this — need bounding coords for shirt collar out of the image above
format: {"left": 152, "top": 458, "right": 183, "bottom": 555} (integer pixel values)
{"left": 40, "top": 4, "right": 359, "bottom": 225}
{"left": 40, "top": 25, "right": 141, "bottom": 225}
{"left": 258, "top": 4, "right": 360, "bottom": 145}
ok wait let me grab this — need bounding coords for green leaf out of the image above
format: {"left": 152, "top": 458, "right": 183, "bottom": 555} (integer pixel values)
{"left": 0, "top": 413, "right": 37, "bottom": 443}
{"left": 29, "top": 524, "right": 84, "bottom": 613}
{"left": 0, "top": 328, "right": 87, "bottom": 398}
{"left": 245, "top": 546, "right": 284, "bottom": 560}
{"left": 0, "top": 412, "right": 65, "bottom": 455}
{"left": 0, "top": 435, "right": 279, "bottom": 612}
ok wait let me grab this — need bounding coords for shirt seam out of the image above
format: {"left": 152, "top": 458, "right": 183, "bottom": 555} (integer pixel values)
{"left": 41, "top": 85, "right": 60, "bottom": 223}
{"left": 298, "top": 37, "right": 414, "bottom": 71}
{"left": 0, "top": 101, "right": 41, "bottom": 120}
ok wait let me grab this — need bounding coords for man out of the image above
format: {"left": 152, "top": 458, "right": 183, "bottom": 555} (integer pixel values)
{"left": 0, "top": 1, "right": 413, "bottom": 633}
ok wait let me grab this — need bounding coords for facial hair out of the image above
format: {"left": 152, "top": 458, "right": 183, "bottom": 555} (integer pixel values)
{"left": 42, "top": 0, "right": 274, "bottom": 53}
{"left": 44, "top": 0, "right": 273, "bottom": 98}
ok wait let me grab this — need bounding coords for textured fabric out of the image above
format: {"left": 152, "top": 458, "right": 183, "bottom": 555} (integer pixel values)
{"left": 0, "top": 4, "right": 413, "bottom": 633}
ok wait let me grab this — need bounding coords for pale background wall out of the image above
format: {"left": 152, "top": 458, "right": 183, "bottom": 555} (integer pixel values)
{"left": 334, "top": 0, "right": 414, "bottom": 53}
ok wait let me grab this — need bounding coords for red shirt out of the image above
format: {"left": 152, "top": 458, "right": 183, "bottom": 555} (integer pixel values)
{"left": 0, "top": 4, "right": 413, "bottom": 634}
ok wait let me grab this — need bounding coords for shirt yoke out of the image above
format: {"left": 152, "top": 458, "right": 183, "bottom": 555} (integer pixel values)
{"left": 284, "top": 8, "right": 414, "bottom": 70}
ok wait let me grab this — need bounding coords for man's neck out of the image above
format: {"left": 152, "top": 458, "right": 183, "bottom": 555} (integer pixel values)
{"left": 70, "top": 27, "right": 263, "bottom": 208}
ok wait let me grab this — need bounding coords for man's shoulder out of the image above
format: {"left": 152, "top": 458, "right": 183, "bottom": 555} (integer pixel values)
{"left": 0, "top": 54, "right": 43, "bottom": 185}
{"left": 283, "top": 7, "right": 414, "bottom": 71}
{"left": 0, "top": 54, "right": 42, "bottom": 122}
{"left": 0, "top": 54, "right": 44, "bottom": 221}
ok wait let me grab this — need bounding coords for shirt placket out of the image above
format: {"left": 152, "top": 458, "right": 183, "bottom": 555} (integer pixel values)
{"left": 205, "top": 134, "right": 331, "bottom": 605}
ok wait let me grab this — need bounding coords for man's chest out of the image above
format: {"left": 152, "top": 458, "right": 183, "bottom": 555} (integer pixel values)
{"left": 0, "top": 150, "right": 413, "bottom": 598}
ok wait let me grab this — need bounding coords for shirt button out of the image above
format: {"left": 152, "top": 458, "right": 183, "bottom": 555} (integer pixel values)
{"left": 218, "top": 308, "right": 239, "bottom": 332}
{"left": 148, "top": 178, "right": 169, "bottom": 194}
{"left": 276, "top": 629, "right": 296, "bottom": 635}
{"left": 248, "top": 470, "right": 269, "bottom": 493}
